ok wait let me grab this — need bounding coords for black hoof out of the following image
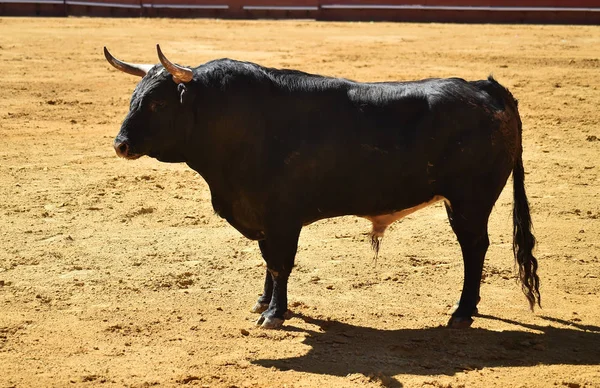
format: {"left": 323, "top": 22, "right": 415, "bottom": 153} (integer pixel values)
{"left": 257, "top": 315, "right": 284, "bottom": 329}
{"left": 255, "top": 308, "right": 290, "bottom": 329}
{"left": 447, "top": 316, "right": 474, "bottom": 329}
{"left": 251, "top": 302, "right": 269, "bottom": 314}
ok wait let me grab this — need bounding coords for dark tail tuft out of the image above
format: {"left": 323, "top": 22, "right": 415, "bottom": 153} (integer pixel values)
{"left": 513, "top": 151, "right": 541, "bottom": 310}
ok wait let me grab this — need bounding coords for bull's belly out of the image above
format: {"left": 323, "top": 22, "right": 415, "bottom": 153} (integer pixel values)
{"left": 363, "top": 195, "right": 449, "bottom": 238}
{"left": 225, "top": 188, "right": 448, "bottom": 241}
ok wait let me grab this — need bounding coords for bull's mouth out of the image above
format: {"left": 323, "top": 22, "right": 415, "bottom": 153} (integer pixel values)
{"left": 120, "top": 153, "right": 143, "bottom": 160}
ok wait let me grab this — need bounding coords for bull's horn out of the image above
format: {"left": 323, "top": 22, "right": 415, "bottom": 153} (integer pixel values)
{"left": 104, "top": 47, "right": 154, "bottom": 77}
{"left": 156, "top": 44, "right": 193, "bottom": 83}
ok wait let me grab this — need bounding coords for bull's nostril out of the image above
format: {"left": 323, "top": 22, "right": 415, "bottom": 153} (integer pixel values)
{"left": 115, "top": 141, "right": 129, "bottom": 157}
{"left": 118, "top": 142, "right": 128, "bottom": 154}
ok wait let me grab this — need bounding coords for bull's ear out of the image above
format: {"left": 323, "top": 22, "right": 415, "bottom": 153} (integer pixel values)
{"left": 178, "top": 83, "right": 189, "bottom": 105}
{"left": 156, "top": 44, "right": 193, "bottom": 84}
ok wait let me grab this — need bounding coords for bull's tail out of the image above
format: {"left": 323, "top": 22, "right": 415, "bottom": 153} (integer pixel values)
{"left": 512, "top": 120, "right": 541, "bottom": 310}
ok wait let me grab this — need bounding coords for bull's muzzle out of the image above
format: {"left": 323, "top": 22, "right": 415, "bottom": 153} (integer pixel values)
{"left": 114, "top": 139, "right": 129, "bottom": 158}
{"left": 113, "top": 138, "right": 141, "bottom": 160}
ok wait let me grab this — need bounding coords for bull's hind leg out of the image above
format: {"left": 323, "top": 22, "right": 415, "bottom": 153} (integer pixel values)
{"left": 445, "top": 200, "right": 492, "bottom": 328}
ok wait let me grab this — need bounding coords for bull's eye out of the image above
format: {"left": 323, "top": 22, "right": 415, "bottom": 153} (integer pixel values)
{"left": 149, "top": 100, "right": 167, "bottom": 112}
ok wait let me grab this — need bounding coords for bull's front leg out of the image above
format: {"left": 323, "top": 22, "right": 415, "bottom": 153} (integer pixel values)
{"left": 251, "top": 242, "right": 273, "bottom": 314}
{"left": 255, "top": 224, "right": 301, "bottom": 329}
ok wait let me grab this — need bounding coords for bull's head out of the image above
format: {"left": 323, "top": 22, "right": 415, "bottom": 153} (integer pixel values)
{"left": 104, "top": 45, "right": 195, "bottom": 163}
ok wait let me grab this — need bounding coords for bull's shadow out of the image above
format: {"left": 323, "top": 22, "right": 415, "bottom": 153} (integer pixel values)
{"left": 253, "top": 313, "right": 600, "bottom": 385}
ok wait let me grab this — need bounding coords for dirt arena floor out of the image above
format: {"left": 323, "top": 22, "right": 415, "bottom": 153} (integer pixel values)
{"left": 1, "top": 17, "right": 599, "bottom": 388}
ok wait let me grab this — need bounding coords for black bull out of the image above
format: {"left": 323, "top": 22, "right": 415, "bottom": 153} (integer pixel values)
{"left": 104, "top": 45, "right": 540, "bottom": 329}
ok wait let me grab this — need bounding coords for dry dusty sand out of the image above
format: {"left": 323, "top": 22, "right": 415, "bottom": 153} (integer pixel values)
{"left": 0, "top": 17, "right": 599, "bottom": 388}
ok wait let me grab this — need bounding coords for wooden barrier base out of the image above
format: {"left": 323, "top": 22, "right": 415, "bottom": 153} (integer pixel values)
{"left": 66, "top": 4, "right": 140, "bottom": 16}
{"left": 142, "top": 7, "right": 227, "bottom": 17}
{"left": 0, "top": 2, "right": 65, "bottom": 16}
{"left": 317, "top": 7, "right": 600, "bottom": 24}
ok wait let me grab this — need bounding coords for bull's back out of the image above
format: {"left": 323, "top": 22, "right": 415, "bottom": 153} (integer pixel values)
{"left": 270, "top": 77, "right": 520, "bottom": 219}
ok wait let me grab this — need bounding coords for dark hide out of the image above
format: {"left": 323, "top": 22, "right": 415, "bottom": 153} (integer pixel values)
{"left": 111, "top": 58, "right": 540, "bottom": 328}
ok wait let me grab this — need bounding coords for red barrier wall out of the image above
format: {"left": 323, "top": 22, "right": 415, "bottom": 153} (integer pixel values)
{"left": 1, "top": 0, "right": 599, "bottom": 23}
{"left": 318, "top": 0, "right": 600, "bottom": 6}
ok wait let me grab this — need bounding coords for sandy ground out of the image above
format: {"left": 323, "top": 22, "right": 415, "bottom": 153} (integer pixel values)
{"left": 0, "top": 17, "right": 599, "bottom": 388}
